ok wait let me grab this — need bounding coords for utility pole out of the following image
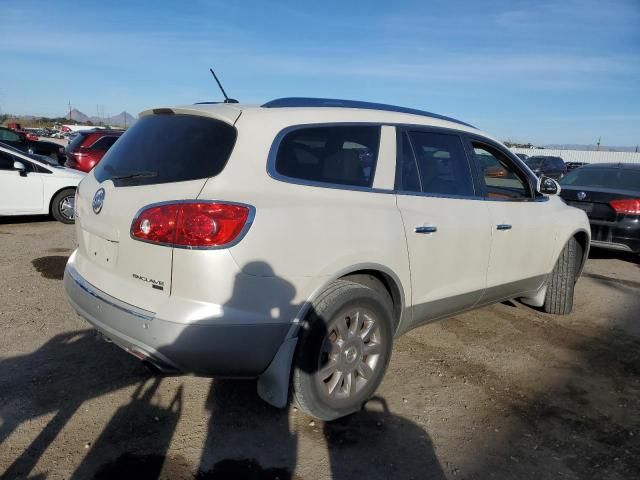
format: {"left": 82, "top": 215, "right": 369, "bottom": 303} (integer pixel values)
{"left": 596, "top": 137, "right": 601, "bottom": 151}
{"left": 68, "top": 100, "right": 72, "bottom": 121}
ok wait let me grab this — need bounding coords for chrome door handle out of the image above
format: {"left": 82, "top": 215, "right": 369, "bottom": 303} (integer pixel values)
{"left": 496, "top": 224, "right": 512, "bottom": 231}
{"left": 415, "top": 225, "right": 438, "bottom": 234}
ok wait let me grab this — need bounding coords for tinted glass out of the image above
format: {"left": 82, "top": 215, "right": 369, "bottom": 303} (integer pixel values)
{"left": 473, "top": 143, "right": 531, "bottom": 200}
{"left": 0, "top": 129, "right": 21, "bottom": 142}
{"left": 275, "top": 125, "right": 380, "bottom": 187}
{"left": 396, "top": 132, "right": 421, "bottom": 192}
{"left": 525, "top": 157, "right": 543, "bottom": 169}
{"left": 66, "top": 132, "right": 87, "bottom": 151}
{"left": 0, "top": 151, "right": 13, "bottom": 170}
{"left": 400, "top": 131, "right": 474, "bottom": 196}
{"left": 560, "top": 167, "right": 640, "bottom": 191}
{"left": 90, "top": 136, "right": 119, "bottom": 150}
{"left": 94, "top": 114, "right": 237, "bottom": 186}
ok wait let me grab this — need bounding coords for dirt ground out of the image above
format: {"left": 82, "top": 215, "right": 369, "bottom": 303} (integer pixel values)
{"left": 0, "top": 216, "right": 638, "bottom": 480}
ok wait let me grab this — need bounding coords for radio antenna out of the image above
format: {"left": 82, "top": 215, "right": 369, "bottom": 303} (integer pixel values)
{"left": 209, "top": 68, "right": 238, "bottom": 103}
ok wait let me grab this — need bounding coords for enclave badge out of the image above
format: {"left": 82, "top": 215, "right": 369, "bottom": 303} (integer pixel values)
{"left": 92, "top": 188, "right": 105, "bottom": 214}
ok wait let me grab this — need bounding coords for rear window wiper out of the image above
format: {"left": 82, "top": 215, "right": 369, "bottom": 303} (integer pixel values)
{"left": 110, "top": 171, "right": 158, "bottom": 181}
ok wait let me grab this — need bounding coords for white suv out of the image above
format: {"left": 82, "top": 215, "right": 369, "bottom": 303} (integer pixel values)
{"left": 64, "top": 98, "right": 590, "bottom": 420}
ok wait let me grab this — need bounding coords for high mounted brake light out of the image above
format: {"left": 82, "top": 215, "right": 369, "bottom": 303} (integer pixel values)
{"left": 131, "top": 202, "right": 252, "bottom": 248}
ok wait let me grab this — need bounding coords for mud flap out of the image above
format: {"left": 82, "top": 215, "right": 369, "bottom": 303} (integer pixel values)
{"left": 257, "top": 336, "right": 298, "bottom": 408}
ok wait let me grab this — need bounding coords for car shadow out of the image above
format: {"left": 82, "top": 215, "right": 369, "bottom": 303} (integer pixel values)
{"left": 2, "top": 262, "right": 446, "bottom": 479}
{"left": 0, "top": 215, "right": 54, "bottom": 225}
{"left": 588, "top": 247, "right": 639, "bottom": 265}
{"left": 0, "top": 330, "right": 150, "bottom": 479}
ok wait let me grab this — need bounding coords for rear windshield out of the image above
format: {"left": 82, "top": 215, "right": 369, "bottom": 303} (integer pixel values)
{"left": 66, "top": 132, "right": 88, "bottom": 152}
{"left": 94, "top": 114, "right": 237, "bottom": 186}
{"left": 525, "top": 157, "right": 543, "bottom": 169}
{"left": 560, "top": 167, "right": 640, "bottom": 191}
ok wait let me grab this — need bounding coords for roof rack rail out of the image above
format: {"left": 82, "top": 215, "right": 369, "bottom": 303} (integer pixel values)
{"left": 261, "top": 97, "right": 475, "bottom": 128}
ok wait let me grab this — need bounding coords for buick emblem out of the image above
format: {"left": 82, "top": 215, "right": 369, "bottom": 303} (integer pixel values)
{"left": 92, "top": 188, "right": 105, "bottom": 214}
{"left": 577, "top": 191, "right": 587, "bottom": 201}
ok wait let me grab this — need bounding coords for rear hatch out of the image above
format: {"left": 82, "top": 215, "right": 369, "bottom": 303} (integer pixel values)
{"left": 73, "top": 109, "right": 239, "bottom": 312}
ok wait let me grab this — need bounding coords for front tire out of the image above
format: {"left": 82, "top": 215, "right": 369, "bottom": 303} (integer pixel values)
{"left": 51, "top": 188, "right": 76, "bottom": 224}
{"left": 292, "top": 280, "right": 394, "bottom": 420}
{"left": 543, "top": 237, "right": 581, "bottom": 315}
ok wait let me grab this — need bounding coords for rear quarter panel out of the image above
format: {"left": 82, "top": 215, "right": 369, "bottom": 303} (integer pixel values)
{"left": 196, "top": 110, "right": 411, "bottom": 324}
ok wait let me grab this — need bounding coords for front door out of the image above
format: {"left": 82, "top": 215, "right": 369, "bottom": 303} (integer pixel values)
{"left": 394, "top": 129, "right": 491, "bottom": 331}
{"left": 468, "top": 140, "right": 555, "bottom": 302}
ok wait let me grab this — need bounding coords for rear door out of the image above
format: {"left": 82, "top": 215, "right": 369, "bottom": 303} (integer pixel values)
{"left": 466, "top": 138, "right": 555, "bottom": 301}
{"left": 73, "top": 112, "right": 238, "bottom": 312}
{"left": 395, "top": 128, "right": 491, "bottom": 329}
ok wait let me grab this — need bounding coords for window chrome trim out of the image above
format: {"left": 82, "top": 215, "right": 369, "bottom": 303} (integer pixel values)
{"left": 265, "top": 122, "right": 552, "bottom": 202}
{"left": 129, "top": 199, "right": 256, "bottom": 250}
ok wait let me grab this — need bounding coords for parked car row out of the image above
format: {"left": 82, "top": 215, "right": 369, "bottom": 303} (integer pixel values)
{"left": 0, "top": 126, "right": 67, "bottom": 165}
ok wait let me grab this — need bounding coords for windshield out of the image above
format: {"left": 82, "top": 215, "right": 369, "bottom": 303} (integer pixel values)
{"left": 0, "top": 142, "right": 47, "bottom": 162}
{"left": 525, "top": 157, "right": 543, "bottom": 169}
{"left": 560, "top": 167, "right": 640, "bottom": 191}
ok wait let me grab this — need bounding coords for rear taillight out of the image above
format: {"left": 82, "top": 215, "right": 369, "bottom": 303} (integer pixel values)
{"left": 131, "top": 202, "right": 252, "bottom": 248}
{"left": 609, "top": 199, "right": 640, "bottom": 215}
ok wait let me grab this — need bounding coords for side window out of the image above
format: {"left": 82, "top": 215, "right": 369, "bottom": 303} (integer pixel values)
{"left": 0, "top": 151, "right": 13, "bottom": 170}
{"left": 397, "top": 130, "right": 474, "bottom": 197}
{"left": 275, "top": 125, "right": 380, "bottom": 187}
{"left": 396, "top": 132, "right": 421, "bottom": 192}
{"left": 472, "top": 142, "right": 531, "bottom": 200}
{"left": 0, "top": 129, "right": 21, "bottom": 142}
{"left": 90, "top": 136, "right": 119, "bottom": 150}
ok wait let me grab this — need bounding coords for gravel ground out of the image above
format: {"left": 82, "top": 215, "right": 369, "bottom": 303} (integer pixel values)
{"left": 0, "top": 216, "right": 638, "bottom": 480}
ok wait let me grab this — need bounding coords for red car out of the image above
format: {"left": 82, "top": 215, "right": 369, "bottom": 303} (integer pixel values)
{"left": 65, "top": 129, "right": 123, "bottom": 172}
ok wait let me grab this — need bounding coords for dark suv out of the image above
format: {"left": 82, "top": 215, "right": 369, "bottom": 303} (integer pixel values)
{"left": 0, "top": 126, "right": 66, "bottom": 164}
{"left": 525, "top": 156, "right": 567, "bottom": 180}
{"left": 65, "top": 129, "right": 123, "bottom": 172}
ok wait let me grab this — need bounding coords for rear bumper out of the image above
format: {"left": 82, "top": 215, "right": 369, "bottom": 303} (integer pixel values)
{"left": 64, "top": 263, "right": 290, "bottom": 376}
{"left": 589, "top": 218, "right": 640, "bottom": 253}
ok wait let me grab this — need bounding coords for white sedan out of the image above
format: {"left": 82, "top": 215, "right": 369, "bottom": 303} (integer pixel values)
{"left": 0, "top": 143, "right": 85, "bottom": 223}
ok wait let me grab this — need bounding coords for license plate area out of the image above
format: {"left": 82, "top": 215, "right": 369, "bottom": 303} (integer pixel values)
{"left": 568, "top": 201, "right": 593, "bottom": 214}
{"left": 86, "top": 232, "right": 119, "bottom": 269}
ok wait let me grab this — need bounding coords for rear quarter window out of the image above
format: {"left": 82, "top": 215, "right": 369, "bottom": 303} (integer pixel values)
{"left": 274, "top": 125, "right": 380, "bottom": 188}
{"left": 93, "top": 114, "right": 237, "bottom": 186}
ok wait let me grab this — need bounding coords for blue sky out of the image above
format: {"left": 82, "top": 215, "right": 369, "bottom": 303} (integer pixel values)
{"left": 1, "top": 0, "right": 638, "bottom": 145}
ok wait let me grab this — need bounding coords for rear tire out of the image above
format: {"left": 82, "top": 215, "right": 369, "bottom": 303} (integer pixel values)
{"left": 292, "top": 280, "right": 394, "bottom": 420}
{"left": 543, "top": 237, "right": 581, "bottom": 315}
{"left": 51, "top": 188, "right": 76, "bottom": 224}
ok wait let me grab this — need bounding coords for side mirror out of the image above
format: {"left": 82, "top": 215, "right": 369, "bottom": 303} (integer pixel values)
{"left": 13, "top": 160, "right": 27, "bottom": 177}
{"left": 537, "top": 175, "right": 561, "bottom": 196}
